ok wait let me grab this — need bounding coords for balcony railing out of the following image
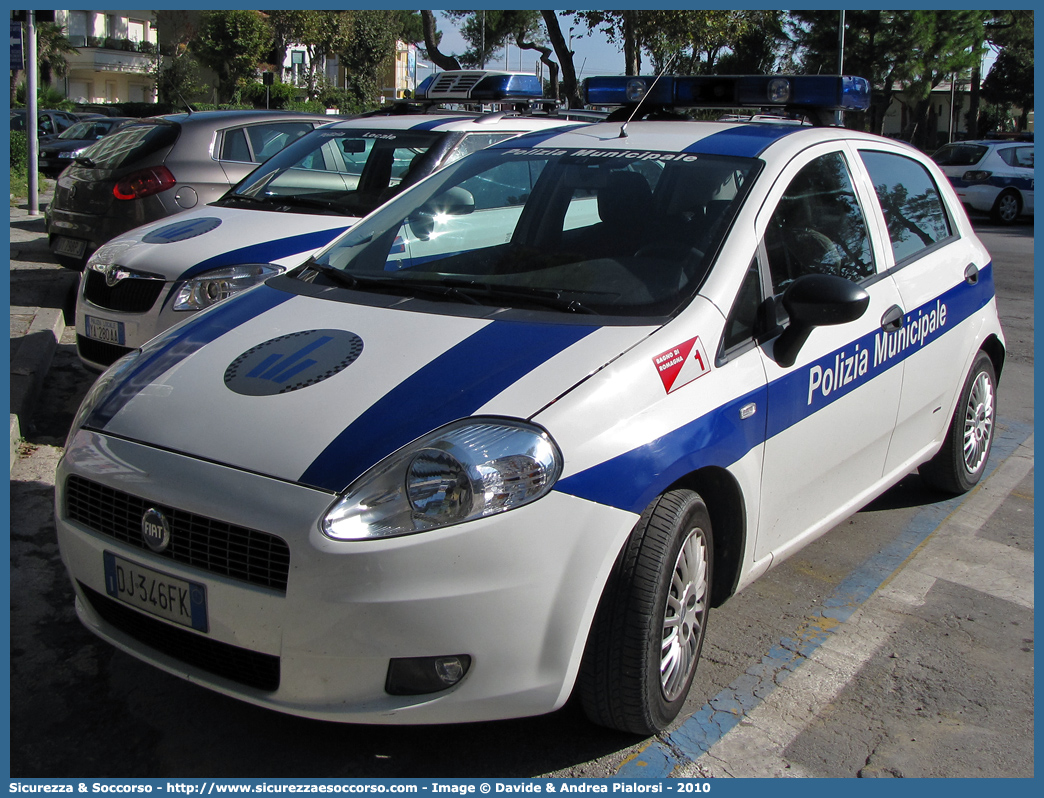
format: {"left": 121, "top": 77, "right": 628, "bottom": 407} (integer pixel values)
{"left": 66, "top": 35, "right": 157, "bottom": 54}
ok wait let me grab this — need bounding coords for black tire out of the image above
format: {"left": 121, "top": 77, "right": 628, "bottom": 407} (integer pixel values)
{"left": 579, "top": 489, "right": 712, "bottom": 735}
{"left": 920, "top": 351, "right": 997, "bottom": 494}
{"left": 990, "top": 189, "right": 1021, "bottom": 225}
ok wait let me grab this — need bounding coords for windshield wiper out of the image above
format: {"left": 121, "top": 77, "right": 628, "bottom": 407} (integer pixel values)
{"left": 443, "top": 280, "right": 598, "bottom": 314}
{"left": 297, "top": 264, "right": 596, "bottom": 313}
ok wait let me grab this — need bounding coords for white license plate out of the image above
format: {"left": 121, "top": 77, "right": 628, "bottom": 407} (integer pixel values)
{"left": 54, "top": 237, "right": 87, "bottom": 258}
{"left": 85, "top": 315, "right": 125, "bottom": 345}
{"left": 103, "top": 552, "right": 208, "bottom": 632}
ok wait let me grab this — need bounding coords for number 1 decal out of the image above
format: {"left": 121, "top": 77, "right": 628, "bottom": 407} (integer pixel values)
{"left": 652, "top": 336, "right": 711, "bottom": 394}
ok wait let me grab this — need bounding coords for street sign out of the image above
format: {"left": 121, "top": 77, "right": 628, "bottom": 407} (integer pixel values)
{"left": 11, "top": 20, "right": 23, "bottom": 70}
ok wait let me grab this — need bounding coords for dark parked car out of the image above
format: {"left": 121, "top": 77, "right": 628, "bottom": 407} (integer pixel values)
{"left": 38, "top": 117, "right": 135, "bottom": 177}
{"left": 10, "top": 108, "right": 81, "bottom": 136}
{"left": 45, "top": 110, "right": 337, "bottom": 267}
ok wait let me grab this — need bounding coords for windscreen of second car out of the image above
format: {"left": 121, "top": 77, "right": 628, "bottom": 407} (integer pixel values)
{"left": 73, "top": 122, "right": 180, "bottom": 170}
{"left": 219, "top": 128, "right": 443, "bottom": 218}
{"left": 295, "top": 147, "right": 760, "bottom": 319}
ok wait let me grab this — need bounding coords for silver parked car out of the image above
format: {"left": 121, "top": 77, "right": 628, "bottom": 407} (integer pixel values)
{"left": 45, "top": 110, "right": 338, "bottom": 268}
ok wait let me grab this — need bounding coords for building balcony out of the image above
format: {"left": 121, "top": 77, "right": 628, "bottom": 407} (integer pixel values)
{"left": 66, "top": 41, "right": 156, "bottom": 75}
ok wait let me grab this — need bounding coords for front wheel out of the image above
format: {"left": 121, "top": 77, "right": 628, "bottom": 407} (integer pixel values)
{"left": 991, "top": 189, "right": 1022, "bottom": 224}
{"left": 920, "top": 351, "right": 997, "bottom": 493}
{"left": 579, "top": 489, "right": 712, "bottom": 735}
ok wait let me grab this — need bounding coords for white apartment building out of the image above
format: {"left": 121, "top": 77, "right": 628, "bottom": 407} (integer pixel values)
{"left": 56, "top": 9, "right": 159, "bottom": 104}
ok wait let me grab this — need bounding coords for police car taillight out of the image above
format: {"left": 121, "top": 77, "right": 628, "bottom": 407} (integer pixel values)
{"left": 418, "top": 70, "right": 544, "bottom": 102}
{"left": 583, "top": 74, "right": 871, "bottom": 114}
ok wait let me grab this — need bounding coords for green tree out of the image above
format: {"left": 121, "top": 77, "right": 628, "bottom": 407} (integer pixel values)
{"left": 190, "top": 10, "right": 272, "bottom": 102}
{"left": 268, "top": 11, "right": 355, "bottom": 100}
{"left": 335, "top": 9, "right": 400, "bottom": 107}
{"left": 981, "top": 10, "right": 1034, "bottom": 133}
{"left": 11, "top": 20, "right": 78, "bottom": 104}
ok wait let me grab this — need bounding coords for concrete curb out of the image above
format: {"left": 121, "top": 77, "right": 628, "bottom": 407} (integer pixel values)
{"left": 10, "top": 306, "right": 67, "bottom": 449}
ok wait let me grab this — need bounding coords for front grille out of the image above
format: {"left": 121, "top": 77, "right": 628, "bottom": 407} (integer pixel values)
{"left": 83, "top": 269, "right": 165, "bottom": 312}
{"left": 76, "top": 334, "right": 132, "bottom": 367}
{"left": 79, "top": 583, "right": 280, "bottom": 692}
{"left": 65, "top": 475, "right": 291, "bottom": 593}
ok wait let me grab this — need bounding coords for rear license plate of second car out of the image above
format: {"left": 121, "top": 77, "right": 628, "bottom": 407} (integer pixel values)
{"left": 103, "top": 552, "right": 208, "bottom": 632}
{"left": 85, "top": 315, "right": 125, "bottom": 345}
{"left": 54, "top": 237, "right": 86, "bottom": 258}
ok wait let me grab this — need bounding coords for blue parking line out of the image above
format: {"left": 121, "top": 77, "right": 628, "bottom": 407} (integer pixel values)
{"left": 615, "top": 417, "right": 1033, "bottom": 778}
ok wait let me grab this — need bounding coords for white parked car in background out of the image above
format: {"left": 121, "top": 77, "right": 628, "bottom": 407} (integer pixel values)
{"left": 74, "top": 71, "right": 595, "bottom": 370}
{"left": 932, "top": 138, "right": 1034, "bottom": 224}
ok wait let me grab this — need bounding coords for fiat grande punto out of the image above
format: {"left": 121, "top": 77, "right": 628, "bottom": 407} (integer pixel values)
{"left": 55, "top": 75, "right": 1004, "bottom": 735}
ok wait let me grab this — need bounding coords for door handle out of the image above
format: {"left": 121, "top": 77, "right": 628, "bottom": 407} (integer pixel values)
{"left": 880, "top": 305, "right": 904, "bottom": 332}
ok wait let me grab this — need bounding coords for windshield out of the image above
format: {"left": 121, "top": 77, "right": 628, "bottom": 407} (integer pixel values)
{"left": 222, "top": 127, "right": 444, "bottom": 218}
{"left": 57, "top": 119, "right": 118, "bottom": 140}
{"left": 296, "top": 145, "right": 760, "bottom": 319}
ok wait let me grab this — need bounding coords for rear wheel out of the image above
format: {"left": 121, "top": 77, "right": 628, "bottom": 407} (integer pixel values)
{"left": 579, "top": 489, "right": 712, "bottom": 735}
{"left": 920, "top": 351, "right": 997, "bottom": 493}
{"left": 990, "top": 189, "right": 1021, "bottom": 224}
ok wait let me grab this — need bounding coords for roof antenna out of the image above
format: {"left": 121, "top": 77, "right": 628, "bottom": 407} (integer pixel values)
{"left": 619, "top": 53, "right": 676, "bottom": 139}
{"left": 177, "top": 90, "right": 195, "bottom": 115}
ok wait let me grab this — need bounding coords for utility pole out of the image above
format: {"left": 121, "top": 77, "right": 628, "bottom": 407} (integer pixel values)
{"left": 27, "top": 10, "right": 40, "bottom": 215}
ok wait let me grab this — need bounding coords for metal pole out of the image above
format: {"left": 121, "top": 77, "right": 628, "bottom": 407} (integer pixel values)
{"left": 27, "top": 10, "right": 40, "bottom": 215}
{"left": 838, "top": 10, "right": 845, "bottom": 74}
{"left": 835, "top": 10, "right": 845, "bottom": 126}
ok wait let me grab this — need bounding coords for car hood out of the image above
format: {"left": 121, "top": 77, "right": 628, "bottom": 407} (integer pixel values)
{"left": 84, "top": 284, "right": 654, "bottom": 492}
{"left": 93, "top": 205, "right": 359, "bottom": 280}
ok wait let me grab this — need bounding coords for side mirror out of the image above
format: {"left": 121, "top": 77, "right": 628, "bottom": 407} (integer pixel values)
{"left": 773, "top": 274, "right": 869, "bottom": 368}
{"left": 407, "top": 187, "right": 475, "bottom": 240}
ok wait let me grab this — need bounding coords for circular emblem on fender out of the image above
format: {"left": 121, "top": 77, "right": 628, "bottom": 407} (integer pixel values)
{"left": 141, "top": 217, "right": 221, "bottom": 244}
{"left": 141, "top": 508, "right": 171, "bottom": 553}
{"left": 224, "top": 329, "right": 364, "bottom": 396}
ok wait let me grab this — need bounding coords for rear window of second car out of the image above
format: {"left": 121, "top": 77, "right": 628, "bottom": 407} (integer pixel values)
{"left": 932, "top": 143, "right": 987, "bottom": 167}
{"left": 78, "top": 122, "right": 180, "bottom": 169}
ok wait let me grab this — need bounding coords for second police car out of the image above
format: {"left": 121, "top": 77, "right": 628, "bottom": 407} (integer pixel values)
{"left": 56, "top": 75, "right": 1004, "bottom": 735}
{"left": 74, "top": 71, "right": 594, "bottom": 370}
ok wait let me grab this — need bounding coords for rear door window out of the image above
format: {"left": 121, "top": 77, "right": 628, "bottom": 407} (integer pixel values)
{"left": 219, "top": 122, "right": 316, "bottom": 164}
{"left": 859, "top": 150, "right": 953, "bottom": 264}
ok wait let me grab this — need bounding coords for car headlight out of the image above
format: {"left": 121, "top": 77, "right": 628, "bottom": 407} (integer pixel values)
{"left": 173, "top": 264, "right": 283, "bottom": 311}
{"left": 65, "top": 349, "right": 142, "bottom": 448}
{"left": 321, "top": 418, "right": 563, "bottom": 540}
{"left": 59, "top": 147, "right": 87, "bottom": 159}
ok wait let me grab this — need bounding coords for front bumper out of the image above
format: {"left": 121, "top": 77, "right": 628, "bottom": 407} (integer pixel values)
{"left": 55, "top": 430, "right": 635, "bottom": 724}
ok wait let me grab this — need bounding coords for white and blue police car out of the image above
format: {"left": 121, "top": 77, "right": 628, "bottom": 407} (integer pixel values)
{"left": 74, "top": 71, "right": 594, "bottom": 371}
{"left": 933, "top": 138, "right": 1034, "bottom": 224}
{"left": 56, "top": 75, "right": 1005, "bottom": 735}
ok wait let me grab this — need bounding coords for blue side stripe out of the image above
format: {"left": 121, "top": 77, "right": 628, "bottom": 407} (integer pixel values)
{"left": 684, "top": 125, "right": 801, "bottom": 158}
{"left": 179, "top": 227, "right": 351, "bottom": 281}
{"left": 556, "top": 265, "right": 994, "bottom": 513}
{"left": 299, "top": 320, "right": 600, "bottom": 492}
{"left": 88, "top": 286, "right": 294, "bottom": 428}
{"left": 408, "top": 116, "right": 475, "bottom": 131}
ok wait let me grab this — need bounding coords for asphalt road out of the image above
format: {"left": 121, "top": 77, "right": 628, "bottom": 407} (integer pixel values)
{"left": 8, "top": 213, "right": 1033, "bottom": 779}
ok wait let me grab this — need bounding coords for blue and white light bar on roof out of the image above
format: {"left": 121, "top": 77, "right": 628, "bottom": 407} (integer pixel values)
{"left": 584, "top": 74, "right": 871, "bottom": 113}
{"left": 418, "top": 70, "right": 544, "bottom": 102}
